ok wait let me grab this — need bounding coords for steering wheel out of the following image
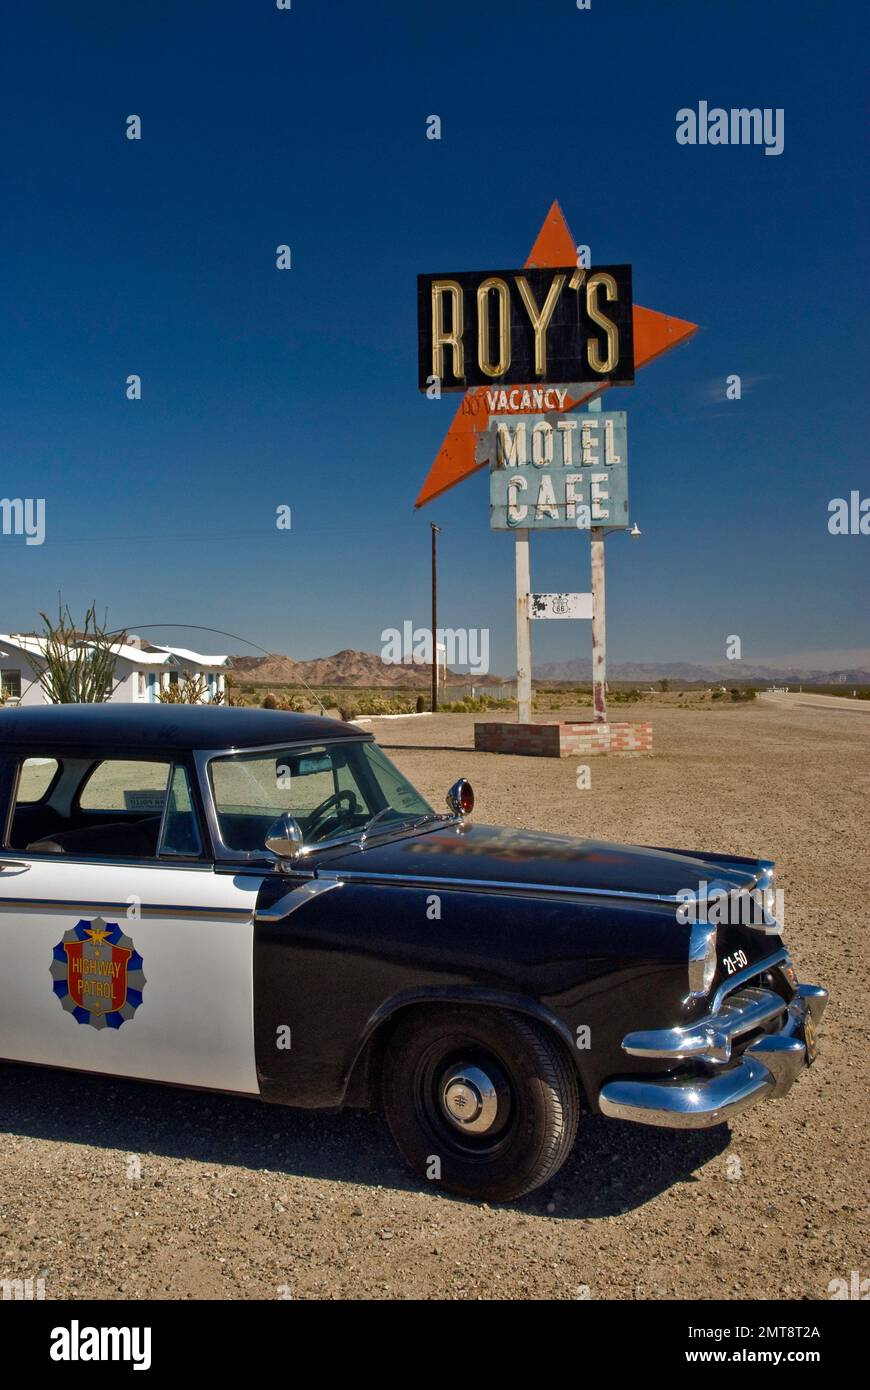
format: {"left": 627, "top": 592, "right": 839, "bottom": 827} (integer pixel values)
{"left": 306, "top": 789, "right": 359, "bottom": 841}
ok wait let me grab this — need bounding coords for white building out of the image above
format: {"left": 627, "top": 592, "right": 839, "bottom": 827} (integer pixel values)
{"left": 0, "top": 634, "right": 228, "bottom": 707}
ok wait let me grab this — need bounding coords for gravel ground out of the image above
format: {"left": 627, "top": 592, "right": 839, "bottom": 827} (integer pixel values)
{"left": 1, "top": 700, "right": 866, "bottom": 1300}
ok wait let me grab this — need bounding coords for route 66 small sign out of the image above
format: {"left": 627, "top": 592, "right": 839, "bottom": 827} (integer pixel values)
{"left": 528, "top": 593, "right": 593, "bottom": 620}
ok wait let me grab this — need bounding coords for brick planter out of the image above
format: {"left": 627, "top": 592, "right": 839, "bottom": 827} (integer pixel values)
{"left": 473, "top": 720, "right": 653, "bottom": 758}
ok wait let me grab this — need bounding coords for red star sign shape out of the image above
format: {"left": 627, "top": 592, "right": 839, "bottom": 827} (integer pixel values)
{"left": 415, "top": 200, "right": 698, "bottom": 509}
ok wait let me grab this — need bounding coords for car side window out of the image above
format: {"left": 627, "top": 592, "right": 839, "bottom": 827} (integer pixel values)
{"left": 6, "top": 756, "right": 179, "bottom": 859}
{"left": 34, "top": 758, "right": 171, "bottom": 859}
{"left": 159, "top": 765, "right": 204, "bottom": 858}
{"left": 2, "top": 755, "right": 63, "bottom": 852}
{"left": 79, "top": 760, "right": 171, "bottom": 814}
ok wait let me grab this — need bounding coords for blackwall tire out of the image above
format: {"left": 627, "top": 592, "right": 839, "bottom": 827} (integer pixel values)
{"left": 382, "top": 1006, "right": 579, "bottom": 1202}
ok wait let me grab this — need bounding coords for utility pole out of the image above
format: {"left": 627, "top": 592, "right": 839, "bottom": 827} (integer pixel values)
{"left": 430, "top": 523, "right": 441, "bottom": 713}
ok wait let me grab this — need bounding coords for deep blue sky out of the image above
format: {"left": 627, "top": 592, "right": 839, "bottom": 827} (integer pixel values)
{"left": 1, "top": 0, "right": 867, "bottom": 674}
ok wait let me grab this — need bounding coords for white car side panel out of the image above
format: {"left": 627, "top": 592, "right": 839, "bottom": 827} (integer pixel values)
{"left": 0, "top": 858, "right": 263, "bottom": 1095}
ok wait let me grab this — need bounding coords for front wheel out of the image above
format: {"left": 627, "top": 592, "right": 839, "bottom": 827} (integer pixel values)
{"left": 382, "top": 1006, "right": 579, "bottom": 1202}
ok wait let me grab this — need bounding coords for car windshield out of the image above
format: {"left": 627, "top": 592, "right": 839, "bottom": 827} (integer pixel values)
{"left": 208, "top": 739, "right": 434, "bottom": 854}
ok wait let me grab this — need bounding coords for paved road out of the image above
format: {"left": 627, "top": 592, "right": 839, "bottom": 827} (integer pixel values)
{"left": 760, "top": 691, "right": 870, "bottom": 713}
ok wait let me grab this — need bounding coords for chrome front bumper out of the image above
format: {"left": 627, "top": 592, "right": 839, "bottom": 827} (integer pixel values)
{"left": 599, "top": 972, "right": 828, "bottom": 1130}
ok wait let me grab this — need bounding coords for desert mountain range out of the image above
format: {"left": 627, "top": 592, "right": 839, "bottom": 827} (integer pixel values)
{"left": 230, "top": 650, "right": 870, "bottom": 687}
{"left": 534, "top": 658, "right": 870, "bottom": 683}
{"left": 230, "top": 650, "right": 502, "bottom": 689}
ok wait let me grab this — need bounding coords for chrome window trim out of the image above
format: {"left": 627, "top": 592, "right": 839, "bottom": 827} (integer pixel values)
{"left": 1, "top": 756, "right": 21, "bottom": 848}
{"left": 157, "top": 762, "right": 205, "bottom": 861}
{"left": 196, "top": 736, "right": 373, "bottom": 763}
{"left": 154, "top": 762, "right": 174, "bottom": 854}
{"left": 0, "top": 849, "right": 215, "bottom": 872}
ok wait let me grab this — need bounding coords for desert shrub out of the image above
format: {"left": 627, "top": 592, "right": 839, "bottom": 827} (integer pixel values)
{"left": 365, "top": 695, "right": 394, "bottom": 715}
{"left": 416, "top": 694, "right": 426, "bottom": 713}
{"left": 352, "top": 694, "right": 416, "bottom": 716}
{"left": 441, "top": 695, "right": 514, "bottom": 714}
{"left": 609, "top": 687, "right": 641, "bottom": 703}
{"left": 37, "top": 602, "right": 124, "bottom": 703}
{"left": 158, "top": 672, "right": 212, "bottom": 704}
{"left": 262, "top": 692, "right": 278, "bottom": 710}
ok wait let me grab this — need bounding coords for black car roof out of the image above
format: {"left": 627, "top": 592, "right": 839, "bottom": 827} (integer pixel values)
{"left": 0, "top": 704, "right": 361, "bottom": 751}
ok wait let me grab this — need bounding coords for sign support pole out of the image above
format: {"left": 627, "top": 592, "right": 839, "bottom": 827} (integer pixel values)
{"left": 590, "top": 527, "right": 607, "bottom": 723}
{"left": 515, "top": 528, "right": 532, "bottom": 722}
{"left": 587, "top": 395, "right": 607, "bottom": 724}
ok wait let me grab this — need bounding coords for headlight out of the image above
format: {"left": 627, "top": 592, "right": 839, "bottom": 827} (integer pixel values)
{"left": 688, "top": 923, "right": 718, "bottom": 997}
{"left": 757, "top": 864, "right": 779, "bottom": 925}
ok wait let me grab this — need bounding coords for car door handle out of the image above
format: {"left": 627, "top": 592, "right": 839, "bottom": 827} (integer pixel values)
{"left": 0, "top": 861, "right": 31, "bottom": 873}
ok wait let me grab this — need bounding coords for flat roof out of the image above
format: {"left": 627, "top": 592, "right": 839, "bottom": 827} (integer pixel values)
{"left": 0, "top": 634, "right": 228, "bottom": 667}
{"left": 0, "top": 703, "right": 360, "bottom": 751}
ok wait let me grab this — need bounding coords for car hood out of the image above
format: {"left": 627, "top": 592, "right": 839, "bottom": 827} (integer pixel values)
{"left": 317, "top": 822, "right": 760, "bottom": 900}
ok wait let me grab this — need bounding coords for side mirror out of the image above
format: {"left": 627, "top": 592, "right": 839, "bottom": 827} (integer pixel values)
{"left": 446, "top": 778, "right": 474, "bottom": 818}
{"left": 265, "top": 812, "right": 305, "bottom": 861}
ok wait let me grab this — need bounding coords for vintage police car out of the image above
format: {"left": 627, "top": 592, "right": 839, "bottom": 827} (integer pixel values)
{"left": 0, "top": 705, "right": 827, "bottom": 1201}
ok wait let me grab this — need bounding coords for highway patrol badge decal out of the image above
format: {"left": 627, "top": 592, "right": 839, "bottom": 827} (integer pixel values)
{"left": 50, "top": 916, "right": 146, "bottom": 1030}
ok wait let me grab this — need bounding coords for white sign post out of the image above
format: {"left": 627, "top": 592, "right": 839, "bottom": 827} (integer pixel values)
{"left": 515, "top": 529, "right": 533, "bottom": 722}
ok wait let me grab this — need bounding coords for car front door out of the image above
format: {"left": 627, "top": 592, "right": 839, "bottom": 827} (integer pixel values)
{"left": 0, "top": 753, "right": 262, "bottom": 1095}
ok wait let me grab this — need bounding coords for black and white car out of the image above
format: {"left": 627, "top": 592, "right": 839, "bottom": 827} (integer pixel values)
{"left": 0, "top": 704, "right": 827, "bottom": 1201}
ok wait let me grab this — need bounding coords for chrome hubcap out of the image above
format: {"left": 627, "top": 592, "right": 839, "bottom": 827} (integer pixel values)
{"left": 440, "top": 1063, "right": 499, "bottom": 1134}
